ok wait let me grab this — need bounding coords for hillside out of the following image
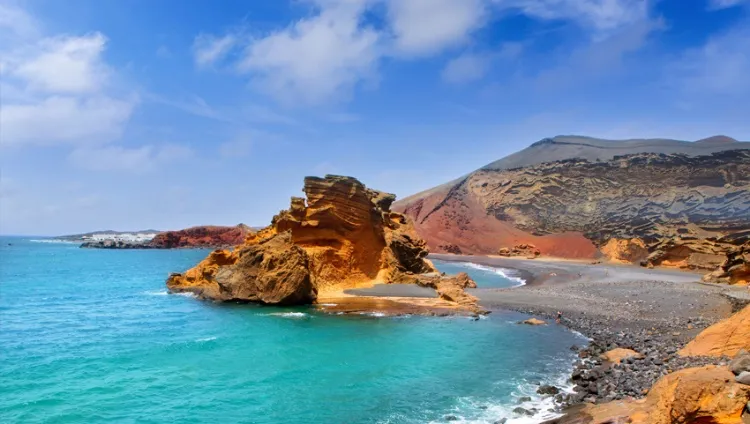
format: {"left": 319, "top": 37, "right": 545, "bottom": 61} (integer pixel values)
{"left": 393, "top": 136, "right": 750, "bottom": 274}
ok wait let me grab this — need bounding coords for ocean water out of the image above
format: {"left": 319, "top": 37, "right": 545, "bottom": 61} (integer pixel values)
{"left": 431, "top": 259, "right": 525, "bottom": 288}
{"left": 0, "top": 238, "right": 586, "bottom": 424}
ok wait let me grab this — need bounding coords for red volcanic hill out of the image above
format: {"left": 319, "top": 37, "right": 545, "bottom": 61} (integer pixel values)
{"left": 392, "top": 135, "right": 750, "bottom": 262}
{"left": 149, "top": 224, "right": 251, "bottom": 248}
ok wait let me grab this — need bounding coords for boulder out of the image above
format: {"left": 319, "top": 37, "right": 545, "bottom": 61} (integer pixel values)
{"left": 600, "top": 348, "right": 643, "bottom": 364}
{"left": 737, "top": 372, "right": 750, "bottom": 386}
{"left": 521, "top": 318, "right": 546, "bottom": 326}
{"left": 679, "top": 304, "right": 750, "bottom": 357}
{"left": 731, "top": 350, "right": 750, "bottom": 375}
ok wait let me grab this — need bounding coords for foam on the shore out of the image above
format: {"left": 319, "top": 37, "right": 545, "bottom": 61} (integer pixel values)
{"left": 450, "top": 261, "right": 527, "bottom": 287}
{"left": 421, "top": 367, "right": 577, "bottom": 424}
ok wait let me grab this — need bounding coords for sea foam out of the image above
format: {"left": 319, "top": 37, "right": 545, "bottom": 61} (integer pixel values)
{"left": 452, "top": 262, "right": 527, "bottom": 287}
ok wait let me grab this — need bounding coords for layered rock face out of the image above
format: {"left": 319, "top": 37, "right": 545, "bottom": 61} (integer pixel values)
{"left": 395, "top": 148, "right": 750, "bottom": 271}
{"left": 150, "top": 225, "right": 251, "bottom": 248}
{"left": 167, "top": 175, "right": 477, "bottom": 309}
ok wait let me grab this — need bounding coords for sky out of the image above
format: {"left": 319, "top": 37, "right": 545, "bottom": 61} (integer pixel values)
{"left": 1, "top": 0, "right": 749, "bottom": 235}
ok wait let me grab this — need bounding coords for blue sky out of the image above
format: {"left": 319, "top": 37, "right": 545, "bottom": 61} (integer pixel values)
{"left": 1, "top": 0, "right": 748, "bottom": 235}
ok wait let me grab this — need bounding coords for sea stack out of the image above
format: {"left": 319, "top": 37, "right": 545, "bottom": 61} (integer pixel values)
{"left": 166, "top": 175, "right": 480, "bottom": 312}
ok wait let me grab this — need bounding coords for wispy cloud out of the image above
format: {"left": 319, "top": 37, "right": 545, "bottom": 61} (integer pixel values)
{"left": 193, "top": 33, "right": 236, "bottom": 66}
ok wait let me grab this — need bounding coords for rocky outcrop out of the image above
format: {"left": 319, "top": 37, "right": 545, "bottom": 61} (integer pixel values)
{"left": 394, "top": 137, "right": 750, "bottom": 264}
{"left": 150, "top": 224, "right": 251, "bottom": 248}
{"left": 81, "top": 240, "right": 153, "bottom": 249}
{"left": 678, "top": 304, "right": 750, "bottom": 357}
{"left": 563, "top": 366, "right": 750, "bottom": 424}
{"left": 167, "top": 175, "right": 480, "bottom": 310}
{"left": 703, "top": 240, "right": 750, "bottom": 285}
{"left": 601, "top": 238, "right": 649, "bottom": 264}
{"left": 498, "top": 243, "right": 541, "bottom": 258}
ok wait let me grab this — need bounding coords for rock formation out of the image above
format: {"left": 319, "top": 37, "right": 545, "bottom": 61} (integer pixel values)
{"left": 394, "top": 137, "right": 750, "bottom": 277}
{"left": 150, "top": 224, "right": 251, "bottom": 248}
{"left": 568, "top": 366, "right": 750, "bottom": 424}
{"left": 498, "top": 243, "right": 541, "bottom": 258}
{"left": 167, "top": 175, "right": 481, "bottom": 312}
{"left": 678, "top": 304, "right": 750, "bottom": 357}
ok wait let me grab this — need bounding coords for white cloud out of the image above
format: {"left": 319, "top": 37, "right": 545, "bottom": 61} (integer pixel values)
{"left": 0, "top": 17, "right": 136, "bottom": 147}
{"left": 193, "top": 33, "right": 236, "bottom": 66}
{"left": 0, "top": 2, "right": 39, "bottom": 41}
{"left": 387, "top": 0, "right": 486, "bottom": 55}
{"left": 442, "top": 53, "right": 489, "bottom": 84}
{"left": 13, "top": 33, "right": 109, "bottom": 93}
{"left": 496, "top": 0, "right": 648, "bottom": 33}
{"left": 237, "top": 0, "right": 380, "bottom": 105}
{"left": 1, "top": 96, "right": 134, "bottom": 146}
{"left": 671, "top": 25, "right": 750, "bottom": 96}
{"left": 68, "top": 144, "right": 193, "bottom": 173}
{"left": 708, "top": 0, "right": 747, "bottom": 9}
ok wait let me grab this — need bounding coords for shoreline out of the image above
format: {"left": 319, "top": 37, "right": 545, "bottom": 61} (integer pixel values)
{"left": 431, "top": 253, "right": 750, "bottom": 417}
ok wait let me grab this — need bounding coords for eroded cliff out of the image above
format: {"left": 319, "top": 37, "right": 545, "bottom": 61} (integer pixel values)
{"left": 166, "top": 175, "right": 480, "bottom": 312}
{"left": 395, "top": 149, "right": 750, "bottom": 277}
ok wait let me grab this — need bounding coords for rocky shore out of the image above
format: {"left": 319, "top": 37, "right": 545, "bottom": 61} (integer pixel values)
{"left": 426, "top": 254, "right": 750, "bottom": 421}
{"left": 80, "top": 225, "right": 250, "bottom": 250}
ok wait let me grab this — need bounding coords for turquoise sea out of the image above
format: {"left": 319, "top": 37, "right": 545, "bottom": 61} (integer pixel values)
{"left": 0, "top": 237, "right": 586, "bottom": 424}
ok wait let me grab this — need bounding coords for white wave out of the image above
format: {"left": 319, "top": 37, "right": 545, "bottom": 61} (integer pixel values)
{"left": 143, "top": 290, "right": 169, "bottom": 296}
{"left": 569, "top": 329, "right": 593, "bottom": 342}
{"left": 424, "top": 369, "right": 576, "bottom": 424}
{"left": 268, "top": 312, "right": 310, "bottom": 319}
{"left": 29, "top": 239, "right": 79, "bottom": 244}
{"left": 318, "top": 303, "right": 338, "bottom": 307}
{"left": 359, "top": 312, "right": 387, "bottom": 317}
{"left": 195, "top": 336, "right": 217, "bottom": 342}
{"left": 449, "top": 262, "right": 527, "bottom": 287}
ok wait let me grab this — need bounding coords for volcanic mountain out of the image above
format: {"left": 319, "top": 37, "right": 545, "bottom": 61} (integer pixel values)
{"left": 393, "top": 135, "right": 750, "bottom": 275}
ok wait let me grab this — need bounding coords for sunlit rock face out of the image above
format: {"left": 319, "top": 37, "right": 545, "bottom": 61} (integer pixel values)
{"left": 166, "top": 175, "right": 479, "bottom": 311}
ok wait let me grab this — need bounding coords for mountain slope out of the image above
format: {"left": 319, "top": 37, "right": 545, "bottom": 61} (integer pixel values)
{"left": 393, "top": 136, "right": 750, "bottom": 260}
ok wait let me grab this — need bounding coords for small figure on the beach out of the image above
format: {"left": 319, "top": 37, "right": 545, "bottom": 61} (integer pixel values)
{"left": 556, "top": 311, "right": 562, "bottom": 324}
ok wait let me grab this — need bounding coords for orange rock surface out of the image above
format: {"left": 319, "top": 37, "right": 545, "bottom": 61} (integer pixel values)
{"left": 600, "top": 348, "right": 643, "bottom": 364}
{"left": 601, "top": 238, "right": 649, "bottom": 264}
{"left": 678, "top": 304, "right": 750, "bottom": 357}
{"left": 569, "top": 366, "right": 750, "bottom": 424}
{"left": 167, "top": 175, "right": 480, "bottom": 311}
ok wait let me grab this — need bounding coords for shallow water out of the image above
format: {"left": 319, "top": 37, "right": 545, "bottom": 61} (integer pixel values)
{"left": 432, "top": 259, "right": 526, "bottom": 288}
{"left": 0, "top": 238, "right": 585, "bottom": 423}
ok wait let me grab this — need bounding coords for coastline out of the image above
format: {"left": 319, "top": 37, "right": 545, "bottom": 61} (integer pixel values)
{"left": 434, "top": 253, "right": 750, "bottom": 417}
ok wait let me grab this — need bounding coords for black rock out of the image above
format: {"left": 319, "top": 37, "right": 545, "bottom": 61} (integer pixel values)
{"left": 537, "top": 385, "right": 560, "bottom": 395}
{"left": 513, "top": 407, "right": 534, "bottom": 416}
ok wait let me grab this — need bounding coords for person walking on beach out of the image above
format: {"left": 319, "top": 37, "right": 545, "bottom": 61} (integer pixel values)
{"left": 556, "top": 311, "right": 562, "bottom": 324}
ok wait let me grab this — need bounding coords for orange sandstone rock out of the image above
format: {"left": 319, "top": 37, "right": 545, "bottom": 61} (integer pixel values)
{"left": 600, "top": 348, "right": 643, "bottom": 364}
{"left": 568, "top": 366, "right": 750, "bottom": 424}
{"left": 167, "top": 175, "right": 479, "bottom": 310}
{"left": 678, "top": 304, "right": 750, "bottom": 357}
{"left": 601, "top": 238, "right": 649, "bottom": 264}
